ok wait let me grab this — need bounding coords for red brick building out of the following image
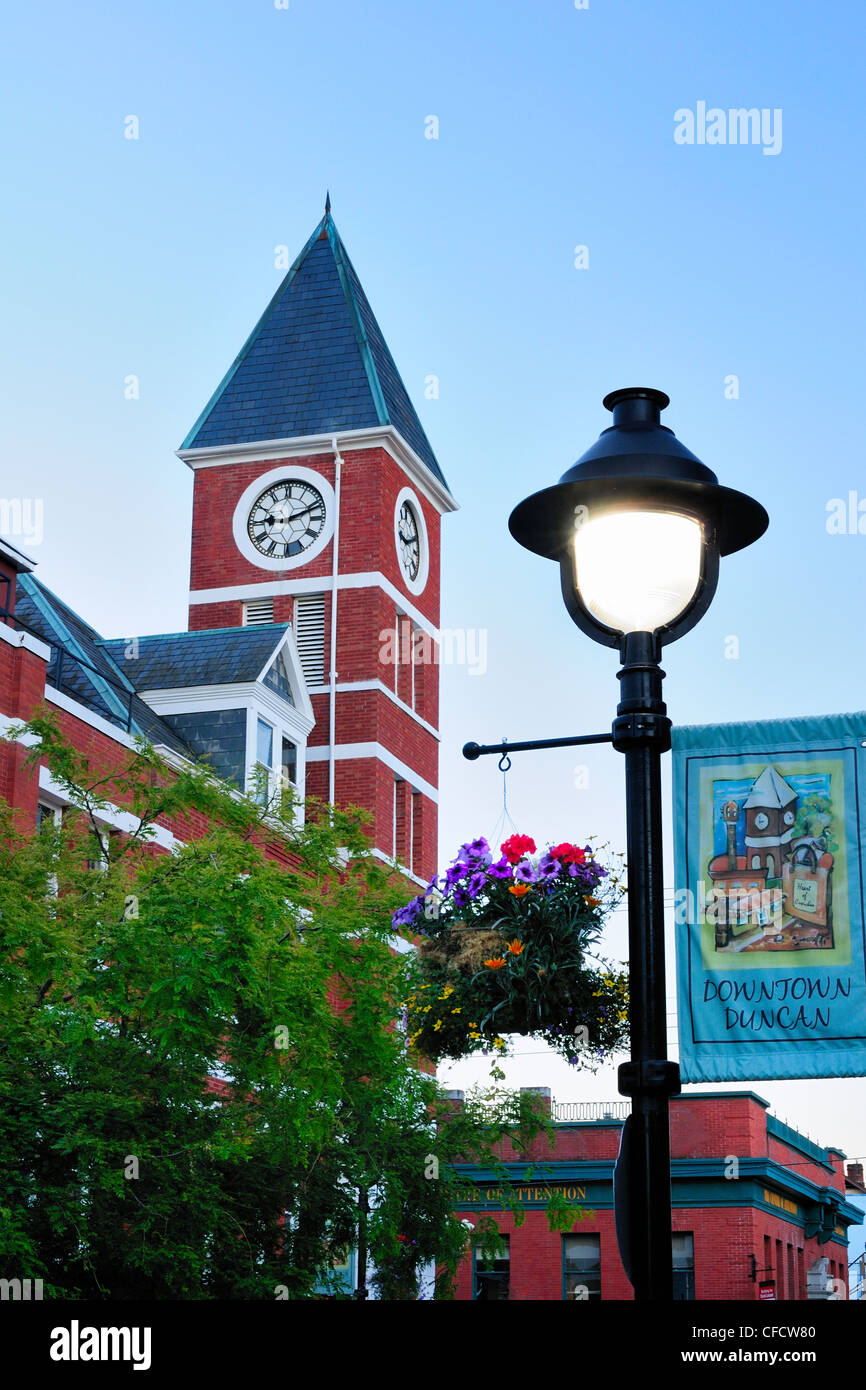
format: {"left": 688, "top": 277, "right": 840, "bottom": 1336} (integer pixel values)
{"left": 448, "top": 1089, "right": 863, "bottom": 1301}
{"left": 0, "top": 203, "right": 454, "bottom": 881}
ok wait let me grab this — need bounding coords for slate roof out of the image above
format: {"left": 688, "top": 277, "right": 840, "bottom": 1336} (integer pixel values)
{"left": 14, "top": 575, "right": 194, "bottom": 757}
{"left": 181, "top": 209, "right": 450, "bottom": 492}
{"left": 98, "top": 626, "right": 290, "bottom": 691}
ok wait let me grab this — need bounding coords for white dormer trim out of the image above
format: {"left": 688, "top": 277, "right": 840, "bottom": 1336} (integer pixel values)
{"left": 139, "top": 681, "right": 314, "bottom": 739}
{"left": 177, "top": 425, "right": 458, "bottom": 517}
{"left": 254, "top": 626, "right": 315, "bottom": 725}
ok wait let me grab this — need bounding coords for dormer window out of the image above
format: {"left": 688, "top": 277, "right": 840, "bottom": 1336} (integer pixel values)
{"left": 263, "top": 650, "right": 295, "bottom": 705}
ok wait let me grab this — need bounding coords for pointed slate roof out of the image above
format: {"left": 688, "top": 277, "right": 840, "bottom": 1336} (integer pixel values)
{"left": 744, "top": 766, "right": 798, "bottom": 809}
{"left": 181, "top": 209, "right": 449, "bottom": 491}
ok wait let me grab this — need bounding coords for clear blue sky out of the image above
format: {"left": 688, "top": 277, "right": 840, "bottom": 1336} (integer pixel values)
{"left": 2, "top": 0, "right": 865, "bottom": 1164}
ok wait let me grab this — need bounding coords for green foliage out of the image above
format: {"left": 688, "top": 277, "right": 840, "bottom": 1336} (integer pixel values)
{"left": 791, "top": 793, "right": 838, "bottom": 854}
{"left": 0, "top": 712, "right": 571, "bottom": 1300}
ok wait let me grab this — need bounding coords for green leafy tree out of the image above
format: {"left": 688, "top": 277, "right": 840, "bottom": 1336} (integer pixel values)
{"left": 0, "top": 713, "right": 576, "bottom": 1299}
{"left": 791, "top": 793, "right": 837, "bottom": 854}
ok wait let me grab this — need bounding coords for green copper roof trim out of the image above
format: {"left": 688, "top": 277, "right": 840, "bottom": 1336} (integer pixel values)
{"left": 179, "top": 217, "right": 332, "bottom": 452}
{"left": 18, "top": 574, "right": 142, "bottom": 731}
{"left": 96, "top": 623, "right": 291, "bottom": 646}
{"left": 325, "top": 215, "right": 390, "bottom": 428}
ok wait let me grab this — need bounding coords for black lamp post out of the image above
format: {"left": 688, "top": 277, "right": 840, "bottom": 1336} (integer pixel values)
{"left": 508, "top": 388, "right": 768, "bottom": 1301}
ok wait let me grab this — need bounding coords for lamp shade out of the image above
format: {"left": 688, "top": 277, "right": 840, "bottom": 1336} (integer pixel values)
{"left": 509, "top": 388, "right": 768, "bottom": 649}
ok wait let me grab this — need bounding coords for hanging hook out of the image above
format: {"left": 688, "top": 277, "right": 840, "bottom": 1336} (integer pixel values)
{"left": 498, "top": 737, "right": 511, "bottom": 773}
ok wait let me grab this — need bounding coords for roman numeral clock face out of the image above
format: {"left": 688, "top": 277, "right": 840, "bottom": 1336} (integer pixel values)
{"left": 247, "top": 481, "right": 326, "bottom": 559}
{"left": 397, "top": 500, "right": 420, "bottom": 580}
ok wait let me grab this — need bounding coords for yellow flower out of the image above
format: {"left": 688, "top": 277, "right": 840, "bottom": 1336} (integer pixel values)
{"left": 423, "top": 1005, "right": 432, "bottom": 1012}
{"left": 433, "top": 1019, "right": 443, "bottom": 1031}
{"left": 438, "top": 984, "right": 455, "bottom": 1000}
{"left": 451, "top": 1007, "right": 462, "bottom": 1014}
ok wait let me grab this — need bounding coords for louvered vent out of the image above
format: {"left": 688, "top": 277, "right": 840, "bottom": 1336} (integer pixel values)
{"left": 294, "top": 593, "right": 326, "bottom": 685}
{"left": 243, "top": 597, "right": 275, "bottom": 626}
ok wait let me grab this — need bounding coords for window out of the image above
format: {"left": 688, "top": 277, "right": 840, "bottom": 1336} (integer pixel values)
{"left": 281, "top": 737, "right": 297, "bottom": 787}
{"left": 672, "top": 1233, "right": 695, "bottom": 1300}
{"left": 253, "top": 717, "right": 274, "bottom": 804}
{"left": 473, "top": 1237, "right": 509, "bottom": 1301}
{"left": 257, "top": 718, "right": 273, "bottom": 768}
{"left": 563, "top": 1233, "right": 601, "bottom": 1300}
{"left": 37, "top": 803, "right": 61, "bottom": 832}
{"left": 263, "top": 649, "right": 295, "bottom": 706}
{"left": 165, "top": 708, "right": 247, "bottom": 789}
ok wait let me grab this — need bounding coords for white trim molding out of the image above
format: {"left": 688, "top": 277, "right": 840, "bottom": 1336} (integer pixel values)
{"left": 305, "top": 740, "right": 438, "bottom": 803}
{"left": 0, "top": 623, "right": 50, "bottom": 662}
{"left": 178, "top": 425, "right": 458, "bottom": 517}
{"left": 189, "top": 570, "right": 439, "bottom": 641}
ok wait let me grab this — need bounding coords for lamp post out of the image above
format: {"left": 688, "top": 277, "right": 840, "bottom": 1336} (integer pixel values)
{"left": 508, "top": 388, "right": 768, "bottom": 1301}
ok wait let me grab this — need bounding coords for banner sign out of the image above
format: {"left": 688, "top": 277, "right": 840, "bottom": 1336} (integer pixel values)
{"left": 672, "top": 712, "right": 866, "bottom": 1081}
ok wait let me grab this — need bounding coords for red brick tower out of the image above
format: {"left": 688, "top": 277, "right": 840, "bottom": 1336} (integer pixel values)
{"left": 178, "top": 203, "right": 456, "bottom": 884}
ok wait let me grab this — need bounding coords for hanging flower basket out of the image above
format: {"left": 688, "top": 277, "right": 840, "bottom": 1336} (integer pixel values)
{"left": 393, "top": 835, "right": 629, "bottom": 1067}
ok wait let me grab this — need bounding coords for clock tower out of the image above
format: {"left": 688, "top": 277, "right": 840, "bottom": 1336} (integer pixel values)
{"left": 178, "top": 203, "right": 457, "bottom": 885}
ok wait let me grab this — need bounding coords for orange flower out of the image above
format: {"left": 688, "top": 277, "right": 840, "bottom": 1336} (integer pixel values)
{"left": 506, "top": 939, "right": 525, "bottom": 955}
{"left": 508, "top": 883, "right": 531, "bottom": 897}
{"left": 484, "top": 957, "right": 507, "bottom": 970}
{"left": 586, "top": 896, "right": 600, "bottom": 907}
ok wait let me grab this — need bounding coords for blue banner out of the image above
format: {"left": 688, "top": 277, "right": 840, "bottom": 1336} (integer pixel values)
{"left": 672, "top": 712, "right": 866, "bottom": 1081}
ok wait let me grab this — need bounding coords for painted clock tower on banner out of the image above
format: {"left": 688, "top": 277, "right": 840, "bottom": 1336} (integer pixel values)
{"left": 178, "top": 201, "right": 457, "bottom": 885}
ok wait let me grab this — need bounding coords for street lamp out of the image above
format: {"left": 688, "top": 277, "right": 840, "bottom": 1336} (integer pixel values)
{"left": 508, "top": 387, "right": 768, "bottom": 1301}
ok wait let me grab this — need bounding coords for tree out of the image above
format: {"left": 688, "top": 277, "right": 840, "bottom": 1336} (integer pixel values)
{"left": 0, "top": 713, "right": 573, "bottom": 1299}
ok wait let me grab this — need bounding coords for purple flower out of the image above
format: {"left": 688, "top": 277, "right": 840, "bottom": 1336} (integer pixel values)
{"left": 459, "top": 836, "right": 493, "bottom": 866}
{"left": 444, "top": 860, "right": 472, "bottom": 892}
{"left": 487, "top": 856, "right": 513, "bottom": 880}
{"left": 466, "top": 871, "right": 488, "bottom": 899}
{"left": 537, "top": 853, "right": 561, "bottom": 881}
{"left": 391, "top": 895, "right": 425, "bottom": 929}
{"left": 513, "top": 859, "right": 539, "bottom": 884}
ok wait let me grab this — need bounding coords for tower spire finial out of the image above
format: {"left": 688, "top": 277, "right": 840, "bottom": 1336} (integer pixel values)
{"left": 325, "top": 189, "right": 331, "bottom": 215}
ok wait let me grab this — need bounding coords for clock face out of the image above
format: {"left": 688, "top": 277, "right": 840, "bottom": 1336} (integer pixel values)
{"left": 397, "top": 500, "right": 420, "bottom": 581}
{"left": 754, "top": 812, "right": 769, "bottom": 831}
{"left": 783, "top": 810, "right": 795, "bottom": 826}
{"left": 247, "top": 480, "right": 326, "bottom": 559}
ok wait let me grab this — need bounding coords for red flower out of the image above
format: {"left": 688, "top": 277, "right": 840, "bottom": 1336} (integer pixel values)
{"left": 501, "top": 834, "right": 536, "bottom": 865}
{"left": 550, "top": 842, "right": 587, "bottom": 865}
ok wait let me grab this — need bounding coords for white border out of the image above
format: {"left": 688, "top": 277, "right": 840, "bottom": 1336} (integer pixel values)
{"left": 394, "top": 486, "right": 429, "bottom": 597}
{"left": 188, "top": 570, "right": 439, "bottom": 640}
{"left": 179, "top": 426, "right": 459, "bottom": 517}
{"left": 231, "top": 465, "right": 336, "bottom": 573}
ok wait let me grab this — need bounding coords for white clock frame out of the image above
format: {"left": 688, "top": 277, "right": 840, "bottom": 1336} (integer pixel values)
{"left": 232, "top": 465, "right": 336, "bottom": 572}
{"left": 394, "top": 485, "right": 429, "bottom": 596}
